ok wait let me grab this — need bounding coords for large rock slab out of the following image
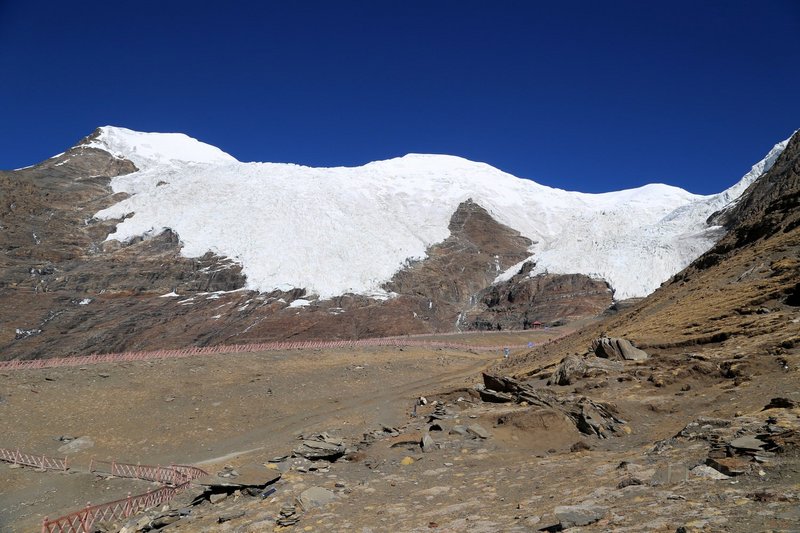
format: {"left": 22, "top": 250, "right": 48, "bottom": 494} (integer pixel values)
{"left": 706, "top": 457, "right": 750, "bottom": 476}
{"left": 550, "top": 354, "right": 587, "bottom": 385}
{"left": 729, "top": 435, "right": 766, "bottom": 451}
{"left": 650, "top": 463, "right": 688, "bottom": 485}
{"left": 297, "top": 486, "right": 336, "bottom": 510}
{"left": 467, "top": 424, "right": 491, "bottom": 439}
{"left": 477, "top": 388, "right": 514, "bottom": 403}
{"left": 592, "top": 337, "right": 648, "bottom": 361}
{"left": 554, "top": 503, "right": 606, "bottom": 528}
{"left": 294, "top": 434, "right": 346, "bottom": 461}
{"left": 421, "top": 433, "right": 436, "bottom": 452}
{"left": 57, "top": 436, "right": 94, "bottom": 454}
{"left": 193, "top": 464, "right": 281, "bottom": 489}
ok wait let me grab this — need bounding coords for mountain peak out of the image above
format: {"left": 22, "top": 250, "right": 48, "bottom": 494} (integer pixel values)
{"left": 84, "top": 126, "right": 238, "bottom": 169}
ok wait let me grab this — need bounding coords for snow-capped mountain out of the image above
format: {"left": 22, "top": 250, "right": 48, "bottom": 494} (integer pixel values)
{"left": 87, "top": 127, "right": 789, "bottom": 301}
{"left": 3, "top": 127, "right": 797, "bottom": 359}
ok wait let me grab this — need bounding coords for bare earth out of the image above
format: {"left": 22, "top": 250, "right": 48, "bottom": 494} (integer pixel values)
{"left": 2, "top": 325, "right": 799, "bottom": 532}
{"left": 2, "top": 331, "right": 554, "bottom": 531}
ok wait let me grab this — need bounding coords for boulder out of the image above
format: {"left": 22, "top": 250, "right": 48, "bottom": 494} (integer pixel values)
{"left": 467, "top": 424, "right": 491, "bottom": 439}
{"left": 554, "top": 503, "right": 606, "bottom": 528}
{"left": 481, "top": 373, "right": 558, "bottom": 408}
{"left": 729, "top": 435, "right": 766, "bottom": 452}
{"left": 650, "top": 463, "right": 688, "bottom": 485}
{"left": 477, "top": 388, "right": 514, "bottom": 403}
{"left": 193, "top": 464, "right": 281, "bottom": 489}
{"left": 149, "top": 512, "right": 181, "bottom": 529}
{"left": 120, "top": 514, "right": 152, "bottom": 533}
{"left": 421, "top": 433, "right": 436, "bottom": 452}
{"left": 690, "top": 465, "right": 730, "bottom": 480}
{"left": 386, "top": 432, "right": 424, "bottom": 449}
{"left": 168, "top": 487, "right": 207, "bottom": 508}
{"left": 294, "top": 435, "right": 346, "bottom": 461}
{"left": 592, "top": 337, "right": 648, "bottom": 361}
{"left": 483, "top": 373, "right": 510, "bottom": 392}
{"left": 706, "top": 457, "right": 750, "bottom": 476}
{"left": 763, "top": 397, "right": 798, "bottom": 410}
{"left": 217, "top": 510, "right": 246, "bottom": 524}
{"left": 57, "top": 436, "right": 94, "bottom": 454}
{"left": 571, "top": 399, "right": 625, "bottom": 438}
{"left": 550, "top": 354, "right": 587, "bottom": 385}
{"left": 297, "top": 486, "right": 336, "bottom": 510}
{"left": 449, "top": 425, "right": 470, "bottom": 437}
{"left": 209, "top": 493, "right": 227, "bottom": 504}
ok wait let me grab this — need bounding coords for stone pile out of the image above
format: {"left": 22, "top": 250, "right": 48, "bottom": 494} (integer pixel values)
{"left": 293, "top": 432, "right": 347, "bottom": 461}
{"left": 674, "top": 398, "right": 799, "bottom": 478}
{"left": 276, "top": 504, "right": 300, "bottom": 527}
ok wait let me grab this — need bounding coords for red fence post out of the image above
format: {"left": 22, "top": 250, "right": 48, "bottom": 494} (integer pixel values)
{"left": 81, "top": 502, "right": 90, "bottom": 531}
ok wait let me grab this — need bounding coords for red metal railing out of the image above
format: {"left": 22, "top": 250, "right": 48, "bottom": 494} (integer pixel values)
{"left": 171, "top": 464, "right": 209, "bottom": 481}
{"left": 0, "top": 447, "right": 68, "bottom": 471}
{"left": 89, "top": 459, "right": 207, "bottom": 486}
{"left": 41, "top": 482, "right": 188, "bottom": 533}
{"left": 0, "top": 333, "right": 564, "bottom": 372}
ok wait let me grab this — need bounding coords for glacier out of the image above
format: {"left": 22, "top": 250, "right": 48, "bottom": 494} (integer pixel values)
{"left": 87, "top": 127, "right": 789, "bottom": 300}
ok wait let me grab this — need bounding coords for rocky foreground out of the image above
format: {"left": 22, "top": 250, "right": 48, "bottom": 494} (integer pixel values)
{"left": 81, "top": 333, "right": 799, "bottom": 533}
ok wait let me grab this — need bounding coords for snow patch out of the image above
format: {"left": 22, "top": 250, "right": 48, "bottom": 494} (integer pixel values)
{"left": 89, "top": 128, "right": 792, "bottom": 300}
{"left": 85, "top": 126, "right": 237, "bottom": 170}
{"left": 15, "top": 328, "right": 41, "bottom": 339}
{"left": 288, "top": 298, "right": 312, "bottom": 308}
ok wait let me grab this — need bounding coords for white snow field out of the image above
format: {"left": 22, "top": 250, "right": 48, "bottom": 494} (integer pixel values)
{"left": 89, "top": 127, "right": 789, "bottom": 300}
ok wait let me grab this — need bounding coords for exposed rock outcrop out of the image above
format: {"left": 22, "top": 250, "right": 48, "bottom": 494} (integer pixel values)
{"left": 592, "top": 336, "right": 649, "bottom": 361}
{"left": 466, "top": 262, "right": 614, "bottom": 330}
{"left": 481, "top": 373, "right": 628, "bottom": 438}
{"left": 550, "top": 354, "right": 587, "bottom": 385}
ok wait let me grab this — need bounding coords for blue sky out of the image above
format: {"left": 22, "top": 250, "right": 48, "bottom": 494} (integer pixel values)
{"left": 1, "top": 1, "right": 798, "bottom": 193}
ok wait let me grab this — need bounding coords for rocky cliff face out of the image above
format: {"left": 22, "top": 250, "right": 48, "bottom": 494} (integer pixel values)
{"left": 0, "top": 135, "right": 617, "bottom": 360}
{"left": 705, "top": 131, "right": 800, "bottom": 259}
{"left": 465, "top": 261, "right": 613, "bottom": 330}
{"left": 0, "top": 133, "right": 249, "bottom": 358}
{"left": 383, "top": 199, "right": 533, "bottom": 329}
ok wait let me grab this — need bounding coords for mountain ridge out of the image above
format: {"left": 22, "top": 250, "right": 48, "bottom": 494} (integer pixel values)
{"left": 0, "top": 128, "right": 794, "bottom": 360}
{"left": 80, "top": 126, "right": 790, "bottom": 300}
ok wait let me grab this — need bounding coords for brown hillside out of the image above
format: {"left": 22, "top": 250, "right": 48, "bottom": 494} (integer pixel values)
{"left": 501, "top": 130, "right": 800, "bottom": 377}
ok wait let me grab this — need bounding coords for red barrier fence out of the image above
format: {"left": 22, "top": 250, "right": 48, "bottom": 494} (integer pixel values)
{"left": 89, "top": 459, "right": 207, "bottom": 486}
{"left": 0, "top": 447, "right": 68, "bottom": 471}
{"left": 171, "top": 464, "right": 209, "bottom": 481}
{"left": 41, "top": 482, "right": 188, "bottom": 533}
{"left": 0, "top": 334, "right": 555, "bottom": 372}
